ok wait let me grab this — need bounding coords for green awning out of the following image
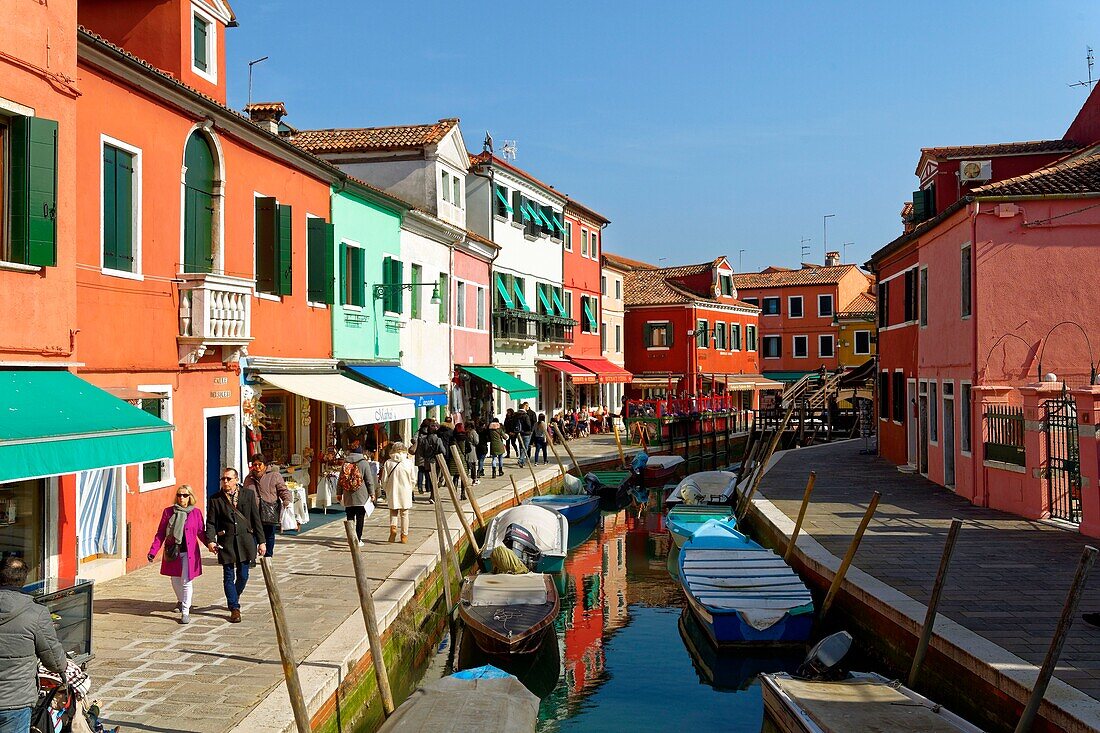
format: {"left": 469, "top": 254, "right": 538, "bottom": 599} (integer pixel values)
{"left": 583, "top": 300, "right": 597, "bottom": 329}
{"left": 552, "top": 213, "right": 566, "bottom": 234}
{"left": 0, "top": 370, "right": 174, "bottom": 482}
{"left": 761, "top": 370, "right": 815, "bottom": 383}
{"left": 520, "top": 202, "right": 536, "bottom": 221}
{"left": 537, "top": 286, "right": 553, "bottom": 314}
{"left": 495, "top": 274, "right": 515, "bottom": 309}
{"left": 536, "top": 208, "right": 555, "bottom": 229}
{"left": 494, "top": 187, "right": 513, "bottom": 213}
{"left": 460, "top": 366, "right": 539, "bottom": 400}
{"left": 552, "top": 290, "right": 568, "bottom": 317}
{"left": 513, "top": 281, "right": 532, "bottom": 312}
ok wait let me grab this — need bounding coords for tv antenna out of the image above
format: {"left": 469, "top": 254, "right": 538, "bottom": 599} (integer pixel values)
{"left": 1069, "top": 47, "right": 1095, "bottom": 89}
{"left": 501, "top": 140, "right": 518, "bottom": 161}
{"left": 800, "top": 237, "right": 812, "bottom": 262}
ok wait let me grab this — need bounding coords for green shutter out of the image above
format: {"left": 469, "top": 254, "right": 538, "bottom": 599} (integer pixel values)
{"left": 114, "top": 148, "right": 134, "bottom": 270}
{"left": 10, "top": 116, "right": 58, "bottom": 267}
{"left": 183, "top": 133, "right": 214, "bottom": 273}
{"left": 193, "top": 15, "right": 208, "bottom": 72}
{"left": 307, "top": 218, "right": 332, "bottom": 303}
{"left": 438, "top": 273, "right": 449, "bottom": 323}
{"left": 495, "top": 274, "right": 515, "bottom": 309}
{"left": 551, "top": 288, "right": 567, "bottom": 317}
{"left": 512, "top": 279, "right": 531, "bottom": 312}
{"left": 255, "top": 197, "right": 278, "bottom": 293}
{"left": 643, "top": 323, "right": 654, "bottom": 347}
{"left": 339, "top": 241, "right": 348, "bottom": 305}
{"left": 275, "top": 204, "right": 293, "bottom": 295}
{"left": 140, "top": 398, "right": 164, "bottom": 483}
{"left": 410, "top": 264, "right": 422, "bottom": 319}
{"left": 537, "top": 284, "right": 553, "bottom": 314}
{"left": 322, "top": 224, "right": 335, "bottom": 304}
{"left": 355, "top": 248, "right": 366, "bottom": 307}
{"left": 494, "top": 185, "right": 513, "bottom": 214}
{"left": 512, "top": 190, "right": 524, "bottom": 224}
{"left": 102, "top": 145, "right": 118, "bottom": 269}
{"left": 393, "top": 259, "right": 403, "bottom": 313}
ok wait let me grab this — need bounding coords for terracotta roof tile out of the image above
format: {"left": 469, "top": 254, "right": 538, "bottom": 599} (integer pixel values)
{"left": 837, "top": 291, "right": 876, "bottom": 317}
{"left": 921, "top": 139, "right": 1081, "bottom": 159}
{"left": 603, "top": 252, "right": 657, "bottom": 271}
{"left": 624, "top": 261, "right": 756, "bottom": 309}
{"left": 732, "top": 264, "right": 867, "bottom": 290}
{"left": 972, "top": 146, "right": 1100, "bottom": 196}
{"left": 291, "top": 119, "right": 459, "bottom": 154}
{"left": 244, "top": 101, "right": 286, "bottom": 115}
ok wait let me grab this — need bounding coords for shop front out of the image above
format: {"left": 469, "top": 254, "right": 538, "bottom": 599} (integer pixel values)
{"left": 455, "top": 365, "right": 540, "bottom": 423}
{"left": 537, "top": 359, "right": 599, "bottom": 417}
{"left": 344, "top": 363, "right": 448, "bottom": 435}
{"left": 567, "top": 357, "right": 633, "bottom": 414}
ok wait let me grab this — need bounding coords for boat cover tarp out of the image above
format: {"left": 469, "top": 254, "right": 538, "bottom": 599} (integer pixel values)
{"left": 489, "top": 546, "right": 530, "bottom": 575}
{"left": 469, "top": 573, "right": 548, "bottom": 606}
{"left": 485, "top": 505, "right": 564, "bottom": 553}
{"left": 377, "top": 673, "right": 538, "bottom": 733}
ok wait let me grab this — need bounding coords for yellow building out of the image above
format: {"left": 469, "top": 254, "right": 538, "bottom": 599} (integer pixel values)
{"left": 834, "top": 291, "right": 877, "bottom": 369}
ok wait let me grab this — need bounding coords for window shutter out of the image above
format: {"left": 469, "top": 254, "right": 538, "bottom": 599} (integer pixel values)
{"left": 512, "top": 190, "right": 524, "bottom": 225}
{"left": 339, "top": 241, "right": 348, "bottom": 305}
{"left": 394, "top": 260, "right": 404, "bottom": 313}
{"left": 666, "top": 324, "right": 674, "bottom": 346}
{"left": 193, "top": 16, "right": 208, "bottom": 71}
{"left": 306, "top": 218, "right": 326, "bottom": 302}
{"left": 354, "top": 247, "right": 366, "bottom": 307}
{"left": 10, "top": 116, "right": 58, "bottom": 267}
{"left": 276, "top": 204, "right": 293, "bottom": 295}
{"left": 322, "top": 223, "right": 335, "bottom": 304}
{"left": 102, "top": 145, "right": 118, "bottom": 269}
{"left": 643, "top": 324, "right": 654, "bottom": 347}
{"left": 438, "top": 273, "right": 449, "bottom": 323}
{"left": 255, "top": 197, "right": 278, "bottom": 292}
{"left": 114, "top": 148, "right": 134, "bottom": 270}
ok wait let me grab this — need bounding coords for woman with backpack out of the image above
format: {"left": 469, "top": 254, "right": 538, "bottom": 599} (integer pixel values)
{"left": 338, "top": 445, "right": 374, "bottom": 547}
{"left": 147, "top": 484, "right": 209, "bottom": 624}
{"left": 488, "top": 417, "right": 507, "bottom": 478}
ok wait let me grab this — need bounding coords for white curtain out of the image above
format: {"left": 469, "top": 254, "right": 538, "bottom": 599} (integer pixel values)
{"left": 76, "top": 468, "right": 118, "bottom": 557}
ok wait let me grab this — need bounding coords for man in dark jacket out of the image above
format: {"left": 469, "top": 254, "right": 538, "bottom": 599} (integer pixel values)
{"left": 503, "top": 408, "right": 519, "bottom": 457}
{"left": 515, "top": 404, "right": 534, "bottom": 468}
{"left": 206, "top": 467, "right": 266, "bottom": 623}
{"left": 416, "top": 424, "right": 446, "bottom": 504}
{"left": 0, "top": 557, "right": 67, "bottom": 730}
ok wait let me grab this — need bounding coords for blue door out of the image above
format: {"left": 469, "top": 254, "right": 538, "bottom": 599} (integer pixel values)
{"left": 206, "top": 416, "right": 221, "bottom": 499}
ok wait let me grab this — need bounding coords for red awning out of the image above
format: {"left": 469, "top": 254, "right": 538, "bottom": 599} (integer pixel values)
{"left": 538, "top": 360, "right": 599, "bottom": 385}
{"left": 567, "top": 357, "right": 633, "bottom": 384}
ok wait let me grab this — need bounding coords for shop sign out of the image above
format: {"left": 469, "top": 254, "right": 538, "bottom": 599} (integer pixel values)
{"left": 373, "top": 407, "right": 401, "bottom": 423}
{"left": 211, "top": 390, "right": 233, "bottom": 399}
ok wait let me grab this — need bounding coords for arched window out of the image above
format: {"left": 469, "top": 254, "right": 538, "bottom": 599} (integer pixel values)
{"left": 183, "top": 131, "right": 216, "bottom": 272}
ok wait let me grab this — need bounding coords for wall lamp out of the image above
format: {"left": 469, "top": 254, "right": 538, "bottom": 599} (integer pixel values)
{"left": 372, "top": 281, "right": 441, "bottom": 304}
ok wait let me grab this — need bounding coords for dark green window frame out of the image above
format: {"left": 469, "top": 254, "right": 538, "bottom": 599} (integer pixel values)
{"left": 306, "top": 218, "right": 335, "bottom": 304}
{"left": 382, "top": 256, "right": 404, "bottom": 314}
{"left": 696, "top": 320, "right": 708, "bottom": 349}
{"left": 102, "top": 143, "right": 136, "bottom": 273}
{"left": 340, "top": 241, "right": 366, "bottom": 308}
{"left": 7, "top": 115, "right": 58, "bottom": 267}
{"left": 255, "top": 197, "right": 292, "bottom": 295}
{"left": 643, "top": 321, "right": 672, "bottom": 348}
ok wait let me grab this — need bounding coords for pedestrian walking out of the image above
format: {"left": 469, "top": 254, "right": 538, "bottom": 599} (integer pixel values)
{"left": 532, "top": 413, "right": 549, "bottom": 465}
{"left": 243, "top": 452, "right": 290, "bottom": 557}
{"left": 413, "top": 421, "right": 431, "bottom": 494}
{"left": 206, "top": 467, "right": 266, "bottom": 623}
{"left": 450, "top": 424, "right": 468, "bottom": 496}
{"left": 516, "top": 403, "right": 534, "bottom": 468}
{"left": 503, "top": 408, "right": 519, "bottom": 458}
{"left": 147, "top": 484, "right": 209, "bottom": 624}
{"left": 339, "top": 439, "right": 375, "bottom": 547}
{"left": 382, "top": 441, "right": 416, "bottom": 543}
{"left": 0, "top": 557, "right": 68, "bottom": 732}
{"left": 465, "top": 419, "right": 481, "bottom": 484}
{"left": 488, "top": 417, "right": 507, "bottom": 478}
{"left": 525, "top": 403, "right": 538, "bottom": 453}
{"left": 476, "top": 418, "right": 490, "bottom": 479}
{"left": 417, "top": 423, "right": 446, "bottom": 503}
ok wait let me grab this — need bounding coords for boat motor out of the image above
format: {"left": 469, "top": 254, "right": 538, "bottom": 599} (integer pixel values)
{"left": 502, "top": 523, "right": 542, "bottom": 571}
{"left": 795, "top": 631, "right": 853, "bottom": 681}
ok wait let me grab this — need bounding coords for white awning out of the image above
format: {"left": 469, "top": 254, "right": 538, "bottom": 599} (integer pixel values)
{"left": 258, "top": 372, "right": 415, "bottom": 425}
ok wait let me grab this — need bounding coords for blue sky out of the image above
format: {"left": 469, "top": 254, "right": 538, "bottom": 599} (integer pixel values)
{"left": 227, "top": 1, "right": 1100, "bottom": 272}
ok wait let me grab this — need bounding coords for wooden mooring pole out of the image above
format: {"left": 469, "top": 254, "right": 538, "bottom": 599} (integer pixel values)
{"left": 511, "top": 475, "right": 522, "bottom": 505}
{"left": 524, "top": 453, "right": 541, "bottom": 496}
{"left": 342, "top": 521, "right": 395, "bottom": 717}
{"left": 908, "top": 518, "right": 962, "bottom": 688}
{"left": 431, "top": 487, "right": 455, "bottom": 615}
{"left": 820, "top": 491, "right": 881, "bottom": 617}
{"left": 449, "top": 445, "right": 486, "bottom": 528}
{"left": 737, "top": 404, "right": 796, "bottom": 521}
{"left": 612, "top": 423, "right": 628, "bottom": 469}
{"left": 435, "top": 455, "right": 481, "bottom": 555}
{"left": 783, "top": 471, "right": 817, "bottom": 563}
{"left": 558, "top": 430, "right": 584, "bottom": 476}
{"left": 259, "top": 557, "right": 312, "bottom": 732}
{"left": 429, "top": 468, "right": 462, "bottom": 583}
{"left": 548, "top": 430, "right": 569, "bottom": 477}
{"left": 1014, "top": 545, "right": 1098, "bottom": 733}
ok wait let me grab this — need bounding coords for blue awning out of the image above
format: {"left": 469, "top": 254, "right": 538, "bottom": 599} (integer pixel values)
{"left": 346, "top": 365, "right": 448, "bottom": 408}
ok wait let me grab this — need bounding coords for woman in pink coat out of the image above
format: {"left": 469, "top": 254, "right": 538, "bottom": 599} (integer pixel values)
{"left": 147, "top": 485, "right": 209, "bottom": 624}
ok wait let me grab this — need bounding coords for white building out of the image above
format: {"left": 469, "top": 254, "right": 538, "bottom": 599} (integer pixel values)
{"left": 600, "top": 254, "right": 628, "bottom": 410}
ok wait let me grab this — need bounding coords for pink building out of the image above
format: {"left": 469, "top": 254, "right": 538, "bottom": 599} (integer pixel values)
{"left": 453, "top": 230, "right": 496, "bottom": 370}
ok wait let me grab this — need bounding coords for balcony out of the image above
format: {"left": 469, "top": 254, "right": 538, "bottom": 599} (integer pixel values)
{"left": 177, "top": 273, "right": 254, "bottom": 364}
{"left": 493, "top": 309, "right": 539, "bottom": 343}
{"left": 538, "top": 314, "right": 575, "bottom": 345}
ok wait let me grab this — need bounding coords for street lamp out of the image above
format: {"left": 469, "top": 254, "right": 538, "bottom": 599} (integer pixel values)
{"left": 247, "top": 56, "right": 269, "bottom": 109}
{"left": 373, "top": 281, "right": 441, "bottom": 304}
{"left": 823, "top": 214, "right": 835, "bottom": 262}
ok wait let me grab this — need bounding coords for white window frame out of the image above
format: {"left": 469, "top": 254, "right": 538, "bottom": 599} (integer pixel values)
{"left": 253, "top": 191, "right": 282, "bottom": 302}
{"left": 818, "top": 333, "right": 835, "bottom": 358}
{"left": 441, "top": 170, "right": 451, "bottom": 204}
{"left": 615, "top": 324, "right": 622, "bottom": 353}
{"left": 730, "top": 322, "right": 741, "bottom": 351}
{"left": 919, "top": 265, "right": 929, "bottom": 327}
{"left": 793, "top": 334, "right": 809, "bottom": 359}
{"left": 581, "top": 228, "right": 589, "bottom": 258}
{"left": 615, "top": 278, "right": 621, "bottom": 299}
{"left": 304, "top": 212, "right": 328, "bottom": 309}
{"left": 645, "top": 320, "right": 671, "bottom": 350}
{"left": 341, "top": 238, "right": 365, "bottom": 312}
{"left": 137, "top": 384, "right": 175, "bottom": 492}
{"left": 455, "top": 280, "right": 466, "bottom": 328}
{"left": 762, "top": 335, "right": 782, "bottom": 359}
{"left": 817, "top": 293, "right": 834, "bottom": 318}
{"left": 601, "top": 275, "right": 607, "bottom": 296}
{"left": 190, "top": 4, "right": 218, "bottom": 84}
{"left": 589, "top": 231, "right": 598, "bottom": 259}
{"left": 453, "top": 175, "right": 463, "bottom": 209}
{"left": 854, "top": 329, "right": 871, "bottom": 355}
{"left": 714, "top": 321, "right": 727, "bottom": 351}
{"left": 563, "top": 288, "right": 573, "bottom": 320}
{"left": 563, "top": 222, "right": 572, "bottom": 251}
{"left": 476, "top": 285, "right": 486, "bottom": 331}
{"left": 99, "top": 135, "right": 144, "bottom": 281}
{"left": 762, "top": 296, "right": 780, "bottom": 316}
{"left": 788, "top": 295, "right": 803, "bottom": 318}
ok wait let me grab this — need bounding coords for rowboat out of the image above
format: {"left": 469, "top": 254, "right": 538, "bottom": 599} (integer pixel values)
{"left": 644, "top": 454, "right": 686, "bottom": 485}
{"left": 664, "top": 470, "right": 740, "bottom": 508}
{"left": 679, "top": 519, "right": 813, "bottom": 646}
{"left": 479, "top": 505, "right": 569, "bottom": 574}
{"left": 377, "top": 665, "right": 539, "bottom": 733}
{"left": 666, "top": 504, "right": 735, "bottom": 548}
{"left": 457, "top": 573, "right": 560, "bottom": 657}
{"left": 760, "top": 671, "right": 984, "bottom": 733}
{"left": 525, "top": 493, "right": 600, "bottom": 524}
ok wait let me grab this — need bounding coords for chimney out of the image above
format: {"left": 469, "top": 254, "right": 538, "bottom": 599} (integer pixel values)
{"left": 825, "top": 251, "right": 840, "bottom": 267}
{"left": 245, "top": 102, "right": 288, "bottom": 136}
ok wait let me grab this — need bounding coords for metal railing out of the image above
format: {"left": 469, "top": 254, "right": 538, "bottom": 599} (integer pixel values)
{"left": 492, "top": 310, "right": 539, "bottom": 341}
{"left": 983, "top": 405, "right": 1025, "bottom": 466}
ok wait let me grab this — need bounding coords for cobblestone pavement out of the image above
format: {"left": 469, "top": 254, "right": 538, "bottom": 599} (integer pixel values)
{"left": 758, "top": 440, "right": 1100, "bottom": 702}
{"left": 89, "top": 435, "right": 625, "bottom": 733}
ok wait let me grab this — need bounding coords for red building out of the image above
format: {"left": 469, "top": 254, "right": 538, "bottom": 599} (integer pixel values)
{"left": 613, "top": 254, "right": 769, "bottom": 409}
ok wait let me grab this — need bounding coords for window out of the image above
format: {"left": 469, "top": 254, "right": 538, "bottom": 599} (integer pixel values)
{"left": 818, "top": 294, "right": 834, "bottom": 318}
{"left": 563, "top": 221, "right": 572, "bottom": 251}
{"left": 493, "top": 183, "right": 512, "bottom": 218}
{"left": 788, "top": 296, "right": 804, "bottom": 318}
{"left": 455, "top": 280, "right": 465, "bottom": 327}
{"left": 615, "top": 279, "right": 621, "bottom": 299}
{"left": 580, "top": 295, "right": 598, "bottom": 333}
{"left": 762, "top": 297, "right": 780, "bottom": 315}
{"left": 929, "top": 381, "right": 939, "bottom": 441}
{"left": 139, "top": 388, "right": 174, "bottom": 490}
{"left": 892, "top": 372, "right": 904, "bottom": 422}
{"left": 441, "top": 170, "right": 451, "bottom": 203}
{"left": 746, "top": 325, "right": 757, "bottom": 351}
{"left": 438, "top": 273, "right": 449, "bottom": 323}
{"left": 762, "top": 335, "right": 781, "bottom": 358}
{"left": 696, "top": 319, "right": 709, "bottom": 349}
{"left": 615, "top": 324, "right": 621, "bottom": 352}
{"left": 960, "top": 383, "right": 972, "bottom": 452}
{"left": 714, "top": 322, "right": 727, "bottom": 350}
{"left": 306, "top": 217, "right": 335, "bottom": 305}
{"left": 581, "top": 229, "right": 589, "bottom": 257}
{"left": 719, "top": 274, "right": 734, "bottom": 296}
{"left": 254, "top": 196, "right": 292, "bottom": 295}
{"left": 563, "top": 289, "right": 572, "bottom": 318}
{"left": 879, "top": 371, "right": 890, "bottom": 419}
{"left": 601, "top": 325, "right": 607, "bottom": 351}
{"left": 381, "top": 256, "right": 403, "bottom": 313}
{"left": 601, "top": 275, "right": 607, "bottom": 295}
{"left": 877, "top": 281, "right": 888, "bottom": 327}
{"left": 793, "top": 335, "right": 808, "bottom": 358}
{"left": 453, "top": 175, "right": 462, "bottom": 208}
{"left": 589, "top": 232, "right": 598, "bottom": 258}
{"left": 919, "top": 266, "right": 928, "bottom": 326}
{"left": 183, "top": 131, "right": 216, "bottom": 274}
{"left": 819, "top": 334, "right": 835, "bottom": 358}
{"left": 191, "top": 8, "right": 216, "bottom": 82}
{"left": 961, "top": 245, "right": 972, "bottom": 318}
{"left": 644, "top": 322, "right": 671, "bottom": 347}
{"left": 854, "top": 330, "right": 871, "bottom": 355}
{"left": 101, "top": 139, "right": 140, "bottom": 275}
{"left": 731, "top": 323, "right": 741, "bottom": 351}
{"left": 742, "top": 297, "right": 759, "bottom": 307}
{"left": 476, "top": 286, "right": 486, "bottom": 329}
{"left": 340, "top": 241, "right": 366, "bottom": 307}
{"left": 903, "top": 268, "right": 917, "bottom": 322}
{"left": 409, "top": 264, "right": 423, "bottom": 319}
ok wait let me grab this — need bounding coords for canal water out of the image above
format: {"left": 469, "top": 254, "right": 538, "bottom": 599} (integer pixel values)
{"left": 414, "top": 501, "right": 805, "bottom": 732}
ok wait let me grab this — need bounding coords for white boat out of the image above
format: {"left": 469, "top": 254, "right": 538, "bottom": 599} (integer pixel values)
{"left": 478, "top": 505, "right": 569, "bottom": 573}
{"left": 665, "top": 470, "right": 739, "bottom": 508}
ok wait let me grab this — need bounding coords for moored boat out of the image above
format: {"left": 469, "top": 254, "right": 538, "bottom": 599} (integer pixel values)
{"left": 664, "top": 470, "right": 740, "bottom": 508}
{"left": 679, "top": 519, "right": 813, "bottom": 646}
{"left": 479, "top": 505, "right": 569, "bottom": 574}
{"left": 644, "top": 454, "right": 686, "bottom": 485}
{"left": 667, "top": 504, "right": 735, "bottom": 548}
{"left": 377, "top": 665, "right": 539, "bottom": 732}
{"left": 457, "top": 573, "right": 560, "bottom": 657}
{"left": 525, "top": 493, "right": 600, "bottom": 524}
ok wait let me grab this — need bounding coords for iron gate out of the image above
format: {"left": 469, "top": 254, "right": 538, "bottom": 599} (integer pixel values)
{"left": 1045, "top": 389, "right": 1081, "bottom": 523}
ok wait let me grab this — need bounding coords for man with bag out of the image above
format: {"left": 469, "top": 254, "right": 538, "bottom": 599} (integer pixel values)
{"left": 340, "top": 438, "right": 376, "bottom": 547}
{"left": 243, "top": 453, "right": 291, "bottom": 557}
{"left": 206, "top": 468, "right": 266, "bottom": 623}
{"left": 415, "top": 424, "right": 445, "bottom": 504}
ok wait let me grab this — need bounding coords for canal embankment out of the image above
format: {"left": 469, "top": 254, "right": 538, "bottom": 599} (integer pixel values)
{"left": 745, "top": 439, "right": 1100, "bottom": 733}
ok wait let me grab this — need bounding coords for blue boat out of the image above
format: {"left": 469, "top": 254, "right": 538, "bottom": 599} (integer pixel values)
{"left": 678, "top": 519, "right": 813, "bottom": 647}
{"left": 525, "top": 493, "right": 600, "bottom": 524}
{"left": 666, "top": 505, "right": 735, "bottom": 548}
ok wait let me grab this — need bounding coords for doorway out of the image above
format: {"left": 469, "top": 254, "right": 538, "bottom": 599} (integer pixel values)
{"left": 918, "top": 381, "right": 929, "bottom": 475}
{"left": 204, "top": 408, "right": 240, "bottom": 500}
{"left": 943, "top": 382, "right": 955, "bottom": 487}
